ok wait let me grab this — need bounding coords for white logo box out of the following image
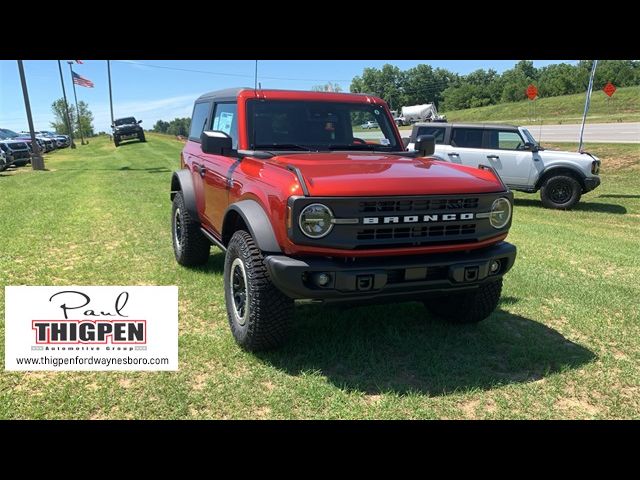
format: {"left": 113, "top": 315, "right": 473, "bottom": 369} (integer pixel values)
{"left": 5, "top": 286, "right": 178, "bottom": 371}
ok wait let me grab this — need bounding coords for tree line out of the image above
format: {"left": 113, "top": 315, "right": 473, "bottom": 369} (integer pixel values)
{"left": 349, "top": 60, "right": 640, "bottom": 112}
{"left": 152, "top": 118, "right": 191, "bottom": 136}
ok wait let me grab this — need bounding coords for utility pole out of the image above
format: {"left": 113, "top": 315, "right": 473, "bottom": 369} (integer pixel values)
{"left": 107, "top": 60, "right": 114, "bottom": 126}
{"left": 578, "top": 60, "right": 598, "bottom": 152}
{"left": 57, "top": 60, "right": 76, "bottom": 149}
{"left": 254, "top": 60, "right": 258, "bottom": 90}
{"left": 68, "top": 61, "right": 86, "bottom": 145}
{"left": 17, "top": 60, "right": 45, "bottom": 170}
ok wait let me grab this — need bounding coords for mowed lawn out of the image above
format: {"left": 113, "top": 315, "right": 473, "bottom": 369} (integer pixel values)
{"left": 1, "top": 134, "right": 638, "bottom": 419}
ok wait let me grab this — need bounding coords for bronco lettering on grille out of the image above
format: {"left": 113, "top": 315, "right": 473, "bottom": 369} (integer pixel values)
{"left": 362, "top": 213, "right": 476, "bottom": 224}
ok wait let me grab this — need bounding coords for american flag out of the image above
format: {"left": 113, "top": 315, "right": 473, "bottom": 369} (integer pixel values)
{"left": 75, "top": 60, "right": 84, "bottom": 64}
{"left": 72, "top": 71, "right": 94, "bottom": 88}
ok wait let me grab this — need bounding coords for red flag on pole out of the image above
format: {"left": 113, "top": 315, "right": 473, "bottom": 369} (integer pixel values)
{"left": 75, "top": 60, "right": 84, "bottom": 64}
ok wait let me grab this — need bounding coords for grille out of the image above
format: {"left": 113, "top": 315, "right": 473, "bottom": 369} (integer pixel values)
{"left": 358, "top": 197, "right": 479, "bottom": 213}
{"left": 357, "top": 224, "right": 477, "bottom": 241}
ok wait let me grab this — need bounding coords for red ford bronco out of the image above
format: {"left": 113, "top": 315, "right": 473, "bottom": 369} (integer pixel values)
{"left": 171, "top": 88, "right": 517, "bottom": 350}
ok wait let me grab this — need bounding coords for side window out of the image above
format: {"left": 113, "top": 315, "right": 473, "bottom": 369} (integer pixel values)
{"left": 416, "top": 126, "right": 446, "bottom": 144}
{"left": 189, "top": 102, "right": 211, "bottom": 142}
{"left": 497, "top": 130, "right": 524, "bottom": 150}
{"left": 212, "top": 103, "right": 238, "bottom": 149}
{"left": 451, "top": 128, "right": 483, "bottom": 148}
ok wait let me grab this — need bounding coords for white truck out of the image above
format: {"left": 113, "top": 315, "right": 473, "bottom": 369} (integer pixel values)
{"left": 400, "top": 103, "right": 445, "bottom": 125}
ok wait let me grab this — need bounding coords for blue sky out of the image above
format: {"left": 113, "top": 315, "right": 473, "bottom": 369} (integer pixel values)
{"left": 0, "top": 60, "right": 575, "bottom": 133}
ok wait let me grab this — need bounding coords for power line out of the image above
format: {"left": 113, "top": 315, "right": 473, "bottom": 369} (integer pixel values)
{"left": 112, "top": 60, "right": 350, "bottom": 83}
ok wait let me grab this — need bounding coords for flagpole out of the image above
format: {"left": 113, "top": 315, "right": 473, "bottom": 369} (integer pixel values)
{"left": 578, "top": 60, "right": 598, "bottom": 153}
{"left": 17, "top": 60, "right": 45, "bottom": 170}
{"left": 68, "top": 61, "right": 86, "bottom": 145}
{"left": 57, "top": 60, "right": 76, "bottom": 149}
{"left": 107, "top": 60, "right": 114, "bottom": 126}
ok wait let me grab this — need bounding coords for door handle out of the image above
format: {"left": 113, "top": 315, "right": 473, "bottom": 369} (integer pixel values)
{"left": 487, "top": 155, "right": 499, "bottom": 159}
{"left": 193, "top": 163, "right": 206, "bottom": 178}
{"left": 448, "top": 152, "right": 459, "bottom": 156}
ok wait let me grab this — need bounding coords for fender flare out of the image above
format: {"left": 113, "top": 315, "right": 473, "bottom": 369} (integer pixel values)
{"left": 170, "top": 169, "right": 199, "bottom": 220}
{"left": 534, "top": 165, "right": 587, "bottom": 190}
{"left": 223, "top": 200, "right": 281, "bottom": 253}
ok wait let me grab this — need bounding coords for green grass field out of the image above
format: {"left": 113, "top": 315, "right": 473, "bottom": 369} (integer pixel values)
{"left": 442, "top": 86, "right": 640, "bottom": 124}
{"left": 1, "top": 134, "right": 639, "bottom": 419}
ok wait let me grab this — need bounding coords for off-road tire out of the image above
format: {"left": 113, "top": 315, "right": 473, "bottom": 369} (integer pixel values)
{"left": 224, "top": 230, "right": 294, "bottom": 351}
{"left": 540, "top": 174, "right": 582, "bottom": 210}
{"left": 0, "top": 158, "right": 7, "bottom": 172}
{"left": 114, "top": 135, "right": 120, "bottom": 147}
{"left": 171, "top": 191, "right": 210, "bottom": 266}
{"left": 139, "top": 132, "right": 146, "bottom": 142}
{"left": 424, "top": 279, "right": 502, "bottom": 324}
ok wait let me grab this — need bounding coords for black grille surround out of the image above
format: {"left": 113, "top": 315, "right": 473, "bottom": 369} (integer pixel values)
{"left": 288, "top": 192, "right": 513, "bottom": 250}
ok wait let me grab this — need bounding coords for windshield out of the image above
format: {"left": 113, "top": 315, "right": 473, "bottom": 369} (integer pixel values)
{"left": 115, "top": 117, "right": 137, "bottom": 125}
{"left": 521, "top": 128, "right": 539, "bottom": 147}
{"left": 0, "top": 128, "right": 19, "bottom": 139}
{"left": 247, "top": 100, "right": 400, "bottom": 151}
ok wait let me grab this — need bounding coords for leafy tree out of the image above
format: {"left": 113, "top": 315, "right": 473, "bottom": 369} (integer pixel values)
{"left": 50, "top": 99, "right": 75, "bottom": 135}
{"left": 153, "top": 120, "right": 170, "bottom": 133}
{"left": 49, "top": 98, "right": 94, "bottom": 137}
{"left": 166, "top": 118, "right": 190, "bottom": 136}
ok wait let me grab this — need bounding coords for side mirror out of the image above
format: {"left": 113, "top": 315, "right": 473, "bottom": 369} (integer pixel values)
{"left": 415, "top": 134, "right": 435, "bottom": 157}
{"left": 138, "top": 120, "right": 143, "bottom": 124}
{"left": 111, "top": 124, "right": 115, "bottom": 128}
{"left": 201, "top": 130, "right": 233, "bottom": 155}
{"left": 524, "top": 141, "right": 539, "bottom": 152}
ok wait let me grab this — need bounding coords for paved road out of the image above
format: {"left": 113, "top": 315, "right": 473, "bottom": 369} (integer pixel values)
{"left": 391, "top": 122, "right": 639, "bottom": 143}
{"left": 521, "top": 122, "right": 639, "bottom": 143}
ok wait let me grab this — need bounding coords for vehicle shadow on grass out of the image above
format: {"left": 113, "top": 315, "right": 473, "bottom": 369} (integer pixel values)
{"left": 514, "top": 198, "right": 627, "bottom": 214}
{"left": 599, "top": 194, "right": 640, "bottom": 199}
{"left": 257, "top": 301, "right": 595, "bottom": 396}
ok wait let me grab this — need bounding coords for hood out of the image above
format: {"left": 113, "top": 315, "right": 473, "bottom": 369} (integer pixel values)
{"left": 540, "top": 148, "right": 599, "bottom": 164}
{"left": 269, "top": 152, "right": 504, "bottom": 196}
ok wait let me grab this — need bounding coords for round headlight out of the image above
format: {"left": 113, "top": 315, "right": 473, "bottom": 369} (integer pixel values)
{"left": 490, "top": 197, "right": 512, "bottom": 229}
{"left": 299, "top": 203, "right": 334, "bottom": 238}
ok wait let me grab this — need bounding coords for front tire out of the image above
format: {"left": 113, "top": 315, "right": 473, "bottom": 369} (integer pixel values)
{"left": 540, "top": 175, "right": 582, "bottom": 210}
{"left": 424, "top": 280, "right": 502, "bottom": 324}
{"left": 224, "top": 230, "right": 293, "bottom": 351}
{"left": 171, "top": 191, "right": 210, "bottom": 266}
{"left": 139, "top": 132, "right": 146, "bottom": 142}
{"left": 114, "top": 135, "right": 120, "bottom": 147}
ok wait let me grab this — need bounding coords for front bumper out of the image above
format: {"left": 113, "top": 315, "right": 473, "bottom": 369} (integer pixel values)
{"left": 583, "top": 176, "right": 601, "bottom": 193}
{"left": 265, "top": 241, "right": 516, "bottom": 303}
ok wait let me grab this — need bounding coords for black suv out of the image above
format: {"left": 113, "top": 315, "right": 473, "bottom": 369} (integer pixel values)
{"left": 111, "top": 117, "right": 146, "bottom": 147}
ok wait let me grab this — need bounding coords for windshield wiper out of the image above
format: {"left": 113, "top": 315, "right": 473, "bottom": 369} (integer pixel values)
{"left": 254, "top": 143, "right": 316, "bottom": 152}
{"left": 327, "top": 144, "right": 380, "bottom": 151}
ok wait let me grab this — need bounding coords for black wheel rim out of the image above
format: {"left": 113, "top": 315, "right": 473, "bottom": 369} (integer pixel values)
{"left": 230, "top": 258, "right": 248, "bottom": 325}
{"left": 550, "top": 181, "right": 572, "bottom": 204}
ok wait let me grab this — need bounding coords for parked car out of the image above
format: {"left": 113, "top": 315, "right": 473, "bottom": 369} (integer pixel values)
{"left": 112, "top": 117, "right": 145, "bottom": 147}
{"left": 0, "top": 149, "right": 9, "bottom": 172}
{"left": 0, "top": 140, "right": 31, "bottom": 167}
{"left": 406, "top": 122, "right": 601, "bottom": 210}
{"left": 170, "top": 88, "right": 517, "bottom": 350}
{"left": 360, "top": 120, "right": 379, "bottom": 129}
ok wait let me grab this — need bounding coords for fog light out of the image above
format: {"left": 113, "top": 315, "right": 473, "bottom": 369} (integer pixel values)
{"left": 490, "top": 260, "right": 500, "bottom": 273}
{"left": 315, "top": 273, "right": 331, "bottom": 286}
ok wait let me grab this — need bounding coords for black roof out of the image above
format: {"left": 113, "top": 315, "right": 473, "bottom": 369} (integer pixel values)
{"left": 413, "top": 122, "right": 519, "bottom": 130}
{"left": 114, "top": 116, "right": 138, "bottom": 121}
{"left": 196, "top": 87, "right": 250, "bottom": 103}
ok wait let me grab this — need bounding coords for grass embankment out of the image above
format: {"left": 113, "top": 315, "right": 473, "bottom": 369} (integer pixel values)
{"left": 442, "top": 86, "right": 640, "bottom": 124}
{"left": 1, "top": 135, "right": 638, "bottom": 418}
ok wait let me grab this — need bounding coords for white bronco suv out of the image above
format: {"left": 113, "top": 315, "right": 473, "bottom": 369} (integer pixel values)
{"left": 406, "top": 123, "right": 601, "bottom": 209}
